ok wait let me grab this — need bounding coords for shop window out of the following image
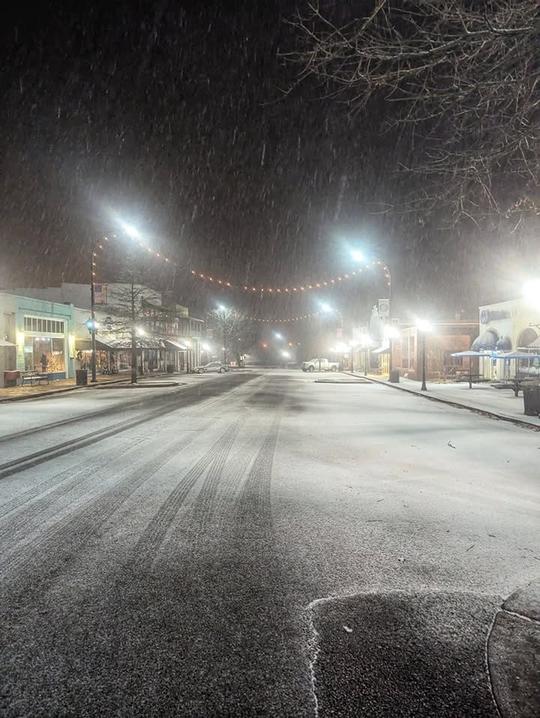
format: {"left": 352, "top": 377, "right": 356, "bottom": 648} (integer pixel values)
{"left": 444, "top": 351, "right": 463, "bottom": 367}
{"left": 23, "top": 316, "right": 65, "bottom": 334}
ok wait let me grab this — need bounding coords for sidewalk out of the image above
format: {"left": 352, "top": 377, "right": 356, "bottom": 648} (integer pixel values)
{"left": 0, "top": 373, "right": 131, "bottom": 402}
{"left": 352, "top": 373, "right": 540, "bottom": 429}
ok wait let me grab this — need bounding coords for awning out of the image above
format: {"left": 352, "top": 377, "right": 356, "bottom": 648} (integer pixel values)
{"left": 495, "top": 336, "right": 512, "bottom": 351}
{"left": 75, "top": 338, "right": 116, "bottom": 351}
{"left": 372, "top": 344, "right": 390, "bottom": 355}
{"left": 524, "top": 335, "right": 540, "bottom": 349}
{"left": 0, "top": 340, "right": 16, "bottom": 347}
{"left": 164, "top": 338, "right": 188, "bottom": 350}
{"left": 107, "top": 337, "right": 163, "bottom": 350}
{"left": 451, "top": 350, "right": 492, "bottom": 357}
{"left": 471, "top": 328, "right": 498, "bottom": 351}
{"left": 493, "top": 351, "right": 540, "bottom": 360}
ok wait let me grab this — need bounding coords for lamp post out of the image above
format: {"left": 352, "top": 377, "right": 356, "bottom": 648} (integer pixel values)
{"left": 350, "top": 249, "right": 393, "bottom": 378}
{"left": 384, "top": 324, "right": 400, "bottom": 381}
{"left": 359, "top": 334, "right": 372, "bottom": 377}
{"left": 90, "top": 256, "right": 97, "bottom": 383}
{"left": 416, "top": 319, "right": 432, "bottom": 391}
{"left": 89, "top": 241, "right": 103, "bottom": 383}
{"left": 216, "top": 304, "right": 228, "bottom": 364}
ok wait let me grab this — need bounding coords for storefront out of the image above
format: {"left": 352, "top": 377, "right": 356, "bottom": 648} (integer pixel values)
{"left": 0, "top": 292, "right": 75, "bottom": 380}
{"left": 477, "top": 298, "right": 540, "bottom": 379}
{"left": 22, "top": 315, "right": 68, "bottom": 375}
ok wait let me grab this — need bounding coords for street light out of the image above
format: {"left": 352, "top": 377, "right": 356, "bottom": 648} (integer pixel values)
{"left": 119, "top": 221, "right": 141, "bottom": 240}
{"left": 89, "top": 220, "right": 145, "bottom": 384}
{"left": 359, "top": 333, "right": 373, "bottom": 376}
{"left": 384, "top": 324, "right": 400, "bottom": 381}
{"left": 215, "top": 304, "right": 229, "bottom": 363}
{"left": 348, "top": 342, "right": 360, "bottom": 373}
{"left": 416, "top": 319, "right": 432, "bottom": 391}
{"left": 351, "top": 249, "right": 365, "bottom": 263}
{"left": 274, "top": 331, "right": 284, "bottom": 341}
{"left": 523, "top": 279, "right": 540, "bottom": 309}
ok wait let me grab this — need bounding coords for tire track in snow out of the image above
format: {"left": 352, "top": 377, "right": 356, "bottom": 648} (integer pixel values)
{"left": 133, "top": 421, "right": 241, "bottom": 570}
{"left": 0, "top": 439, "right": 140, "bottom": 540}
{"left": 0, "top": 430, "right": 200, "bottom": 585}
{"left": 0, "top": 373, "right": 256, "bottom": 480}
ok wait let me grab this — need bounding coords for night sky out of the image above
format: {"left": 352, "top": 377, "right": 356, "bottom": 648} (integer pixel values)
{"left": 1, "top": 0, "right": 538, "bottom": 324}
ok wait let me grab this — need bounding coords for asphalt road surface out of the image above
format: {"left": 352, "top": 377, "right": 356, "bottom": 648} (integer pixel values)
{"left": 0, "top": 370, "right": 538, "bottom": 717}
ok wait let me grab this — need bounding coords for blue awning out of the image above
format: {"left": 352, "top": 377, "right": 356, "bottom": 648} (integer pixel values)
{"left": 495, "top": 336, "right": 512, "bottom": 351}
{"left": 471, "top": 329, "right": 498, "bottom": 351}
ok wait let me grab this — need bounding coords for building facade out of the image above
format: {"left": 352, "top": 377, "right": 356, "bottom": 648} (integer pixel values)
{"left": 392, "top": 321, "right": 478, "bottom": 381}
{"left": 0, "top": 291, "right": 75, "bottom": 384}
{"left": 475, "top": 298, "right": 540, "bottom": 379}
{"left": 11, "top": 283, "right": 205, "bottom": 376}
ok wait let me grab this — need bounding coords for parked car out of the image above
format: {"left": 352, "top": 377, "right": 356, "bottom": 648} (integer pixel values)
{"left": 195, "top": 360, "right": 229, "bottom": 374}
{"left": 301, "top": 358, "right": 339, "bottom": 373}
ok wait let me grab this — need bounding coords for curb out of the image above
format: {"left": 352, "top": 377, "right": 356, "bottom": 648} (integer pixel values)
{"left": 345, "top": 372, "right": 540, "bottom": 432}
{"left": 0, "top": 377, "right": 130, "bottom": 403}
{"left": 487, "top": 582, "right": 540, "bottom": 718}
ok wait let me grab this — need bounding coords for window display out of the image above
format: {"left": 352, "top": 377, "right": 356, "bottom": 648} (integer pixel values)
{"left": 24, "top": 337, "right": 65, "bottom": 373}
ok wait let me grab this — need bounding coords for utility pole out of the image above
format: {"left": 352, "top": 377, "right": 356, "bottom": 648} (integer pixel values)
{"left": 130, "top": 278, "right": 137, "bottom": 384}
{"left": 420, "top": 330, "right": 427, "bottom": 391}
{"left": 90, "top": 249, "right": 97, "bottom": 383}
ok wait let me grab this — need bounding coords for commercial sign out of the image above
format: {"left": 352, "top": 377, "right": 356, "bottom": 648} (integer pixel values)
{"left": 378, "top": 298, "right": 390, "bottom": 319}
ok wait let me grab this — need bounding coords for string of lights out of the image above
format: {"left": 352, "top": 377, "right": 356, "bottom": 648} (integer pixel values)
{"left": 94, "top": 230, "right": 391, "bottom": 296}
{"left": 190, "top": 262, "right": 391, "bottom": 294}
{"left": 92, "top": 231, "right": 391, "bottom": 324}
{"left": 246, "top": 312, "right": 322, "bottom": 323}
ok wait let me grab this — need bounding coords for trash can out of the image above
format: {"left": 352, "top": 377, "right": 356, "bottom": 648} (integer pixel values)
{"left": 523, "top": 385, "right": 540, "bottom": 416}
{"left": 76, "top": 369, "right": 88, "bottom": 386}
{"left": 389, "top": 369, "right": 400, "bottom": 383}
{"left": 3, "top": 370, "right": 20, "bottom": 387}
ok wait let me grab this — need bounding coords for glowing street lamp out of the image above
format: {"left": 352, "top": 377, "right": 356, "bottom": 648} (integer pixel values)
{"left": 416, "top": 319, "right": 432, "bottom": 391}
{"left": 274, "top": 331, "right": 284, "bottom": 341}
{"left": 351, "top": 249, "right": 365, "bottom": 263}
{"left": 358, "top": 333, "right": 373, "bottom": 376}
{"left": 523, "top": 279, "right": 540, "bottom": 309}
{"left": 119, "top": 221, "right": 142, "bottom": 241}
{"left": 384, "top": 324, "right": 400, "bottom": 381}
{"left": 215, "top": 304, "right": 230, "bottom": 363}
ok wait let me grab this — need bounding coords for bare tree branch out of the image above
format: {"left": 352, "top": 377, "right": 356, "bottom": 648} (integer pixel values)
{"left": 287, "top": 0, "right": 539, "bottom": 220}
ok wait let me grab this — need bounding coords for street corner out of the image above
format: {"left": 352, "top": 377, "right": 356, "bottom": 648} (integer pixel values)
{"left": 308, "top": 591, "right": 501, "bottom": 717}
{"left": 488, "top": 581, "right": 540, "bottom": 718}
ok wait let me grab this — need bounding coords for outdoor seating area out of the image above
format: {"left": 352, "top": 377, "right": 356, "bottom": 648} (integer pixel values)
{"left": 21, "top": 371, "right": 50, "bottom": 386}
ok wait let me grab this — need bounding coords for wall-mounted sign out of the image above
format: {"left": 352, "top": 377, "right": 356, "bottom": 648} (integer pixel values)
{"left": 378, "top": 298, "right": 390, "bottom": 319}
{"left": 480, "top": 309, "right": 510, "bottom": 324}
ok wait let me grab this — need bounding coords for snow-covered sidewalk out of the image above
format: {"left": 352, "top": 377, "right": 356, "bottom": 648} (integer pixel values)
{"left": 356, "top": 374, "right": 540, "bottom": 428}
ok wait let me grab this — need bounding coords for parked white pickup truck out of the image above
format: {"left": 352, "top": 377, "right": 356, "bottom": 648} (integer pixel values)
{"left": 301, "top": 358, "right": 339, "bottom": 372}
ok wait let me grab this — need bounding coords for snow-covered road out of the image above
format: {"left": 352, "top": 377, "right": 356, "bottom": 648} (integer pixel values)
{"left": 0, "top": 370, "right": 538, "bottom": 716}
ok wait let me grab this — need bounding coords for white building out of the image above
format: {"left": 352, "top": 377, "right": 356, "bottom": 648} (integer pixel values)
{"left": 0, "top": 291, "right": 75, "bottom": 385}
{"left": 475, "top": 298, "right": 540, "bottom": 379}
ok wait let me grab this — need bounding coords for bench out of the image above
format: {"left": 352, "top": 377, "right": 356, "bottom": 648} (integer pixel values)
{"left": 21, "top": 371, "right": 50, "bottom": 386}
{"left": 454, "top": 374, "right": 490, "bottom": 384}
